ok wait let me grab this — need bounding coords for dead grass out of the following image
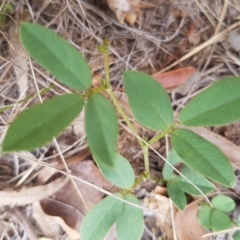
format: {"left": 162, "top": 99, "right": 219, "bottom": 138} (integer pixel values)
{"left": 0, "top": 0, "right": 240, "bottom": 239}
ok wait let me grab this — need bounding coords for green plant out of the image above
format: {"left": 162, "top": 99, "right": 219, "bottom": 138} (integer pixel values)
{"left": 0, "top": 2, "right": 14, "bottom": 24}
{"left": 198, "top": 195, "right": 240, "bottom": 240}
{"left": 1, "top": 23, "right": 240, "bottom": 239}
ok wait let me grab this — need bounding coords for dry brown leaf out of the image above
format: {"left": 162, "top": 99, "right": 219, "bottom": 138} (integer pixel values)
{"left": 152, "top": 66, "right": 196, "bottom": 91}
{"left": 175, "top": 198, "right": 208, "bottom": 240}
{"left": 36, "top": 161, "right": 117, "bottom": 238}
{"left": 32, "top": 202, "right": 61, "bottom": 239}
{"left": 0, "top": 177, "right": 68, "bottom": 206}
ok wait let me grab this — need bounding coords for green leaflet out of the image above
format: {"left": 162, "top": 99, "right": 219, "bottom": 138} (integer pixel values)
{"left": 179, "top": 77, "right": 240, "bottom": 126}
{"left": 96, "top": 154, "right": 135, "bottom": 189}
{"left": 233, "top": 230, "right": 240, "bottom": 240}
{"left": 80, "top": 195, "right": 123, "bottom": 240}
{"left": 210, "top": 209, "right": 232, "bottom": 231}
{"left": 20, "top": 23, "right": 92, "bottom": 90}
{"left": 163, "top": 149, "right": 215, "bottom": 196}
{"left": 175, "top": 166, "right": 215, "bottom": 196}
{"left": 2, "top": 94, "right": 83, "bottom": 151}
{"left": 85, "top": 93, "right": 118, "bottom": 166}
{"left": 116, "top": 194, "right": 144, "bottom": 240}
{"left": 211, "top": 195, "right": 235, "bottom": 212}
{"left": 171, "top": 129, "right": 235, "bottom": 187}
{"left": 167, "top": 181, "right": 187, "bottom": 211}
{"left": 123, "top": 71, "right": 173, "bottom": 130}
{"left": 198, "top": 205, "right": 211, "bottom": 229}
{"left": 162, "top": 149, "right": 182, "bottom": 180}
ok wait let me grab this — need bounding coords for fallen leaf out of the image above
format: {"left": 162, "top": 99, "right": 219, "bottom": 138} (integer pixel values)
{"left": 0, "top": 177, "right": 68, "bottom": 206}
{"left": 152, "top": 66, "right": 196, "bottom": 91}
{"left": 32, "top": 202, "right": 61, "bottom": 239}
{"left": 36, "top": 161, "right": 117, "bottom": 239}
{"left": 175, "top": 198, "right": 208, "bottom": 240}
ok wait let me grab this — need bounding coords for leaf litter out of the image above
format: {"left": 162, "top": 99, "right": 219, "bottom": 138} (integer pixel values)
{"left": 1, "top": 0, "right": 240, "bottom": 239}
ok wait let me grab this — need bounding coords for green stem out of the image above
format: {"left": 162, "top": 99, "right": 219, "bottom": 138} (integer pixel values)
{"left": 148, "top": 127, "right": 173, "bottom": 145}
{"left": 103, "top": 53, "right": 151, "bottom": 174}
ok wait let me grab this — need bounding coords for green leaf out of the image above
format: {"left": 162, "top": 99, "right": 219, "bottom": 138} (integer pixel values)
{"left": 167, "top": 181, "right": 187, "bottom": 211}
{"left": 171, "top": 129, "right": 235, "bottom": 187}
{"left": 179, "top": 77, "right": 240, "bottom": 126}
{"left": 20, "top": 23, "right": 92, "bottom": 90}
{"left": 0, "top": 3, "right": 14, "bottom": 24}
{"left": 233, "top": 230, "right": 240, "bottom": 240}
{"left": 211, "top": 195, "right": 235, "bottom": 212}
{"left": 163, "top": 149, "right": 182, "bottom": 180}
{"left": 116, "top": 194, "right": 144, "bottom": 240}
{"left": 123, "top": 71, "right": 173, "bottom": 130}
{"left": 96, "top": 154, "right": 135, "bottom": 189}
{"left": 80, "top": 195, "right": 123, "bottom": 240}
{"left": 210, "top": 209, "right": 232, "bottom": 231}
{"left": 198, "top": 205, "right": 211, "bottom": 229}
{"left": 85, "top": 93, "right": 118, "bottom": 166}
{"left": 2, "top": 94, "right": 83, "bottom": 152}
{"left": 176, "top": 166, "right": 215, "bottom": 195}
{"left": 237, "top": 215, "right": 240, "bottom": 226}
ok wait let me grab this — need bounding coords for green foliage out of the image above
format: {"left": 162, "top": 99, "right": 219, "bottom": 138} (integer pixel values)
{"left": 179, "top": 77, "right": 240, "bottom": 126}
{"left": 171, "top": 129, "right": 235, "bottom": 187}
{"left": 116, "top": 194, "right": 144, "bottom": 240}
{"left": 123, "top": 71, "right": 173, "bottom": 130}
{"left": 210, "top": 209, "right": 232, "bottom": 231}
{"left": 80, "top": 195, "right": 123, "bottom": 240}
{"left": 3, "top": 22, "right": 240, "bottom": 239}
{"left": 0, "top": 3, "right": 14, "bottom": 24}
{"left": 233, "top": 230, "right": 240, "bottom": 240}
{"left": 3, "top": 94, "right": 83, "bottom": 151}
{"left": 80, "top": 194, "right": 143, "bottom": 240}
{"left": 167, "top": 181, "right": 187, "bottom": 211}
{"left": 96, "top": 154, "right": 135, "bottom": 189}
{"left": 211, "top": 195, "right": 235, "bottom": 212}
{"left": 198, "top": 195, "right": 235, "bottom": 233}
{"left": 85, "top": 93, "right": 118, "bottom": 166}
{"left": 20, "top": 23, "right": 92, "bottom": 90}
{"left": 163, "top": 149, "right": 215, "bottom": 210}
{"left": 198, "top": 205, "right": 211, "bottom": 229}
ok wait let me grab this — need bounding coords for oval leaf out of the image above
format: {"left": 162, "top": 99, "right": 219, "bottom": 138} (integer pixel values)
{"left": 167, "top": 181, "right": 187, "bottom": 211}
{"left": 123, "top": 71, "right": 173, "bottom": 130}
{"left": 85, "top": 93, "right": 118, "bottom": 166}
{"left": 163, "top": 149, "right": 182, "bottom": 180}
{"left": 211, "top": 195, "right": 235, "bottom": 212}
{"left": 20, "top": 23, "right": 92, "bottom": 90}
{"left": 116, "top": 194, "right": 144, "bottom": 240}
{"left": 96, "top": 154, "right": 135, "bottom": 189}
{"left": 80, "top": 195, "right": 123, "bottom": 240}
{"left": 210, "top": 209, "right": 232, "bottom": 231}
{"left": 179, "top": 77, "right": 240, "bottom": 126}
{"left": 233, "top": 230, "right": 240, "bottom": 240}
{"left": 171, "top": 129, "right": 235, "bottom": 187}
{"left": 198, "top": 204, "right": 211, "bottom": 229}
{"left": 3, "top": 94, "right": 83, "bottom": 152}
{"left": 176, "top": 166, "right": 215, "bottom": 195}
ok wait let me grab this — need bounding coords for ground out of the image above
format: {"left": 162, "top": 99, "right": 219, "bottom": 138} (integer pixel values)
{"left": 0, "top": 0, "right": 240, "bottom": 239}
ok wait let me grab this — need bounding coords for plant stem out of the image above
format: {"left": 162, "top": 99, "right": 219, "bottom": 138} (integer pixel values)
{"left": 148, "top": 127, "right": 173, "bottom": 145}
{"left": 102, "top": 53, "right": 152, "bottom": 174}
